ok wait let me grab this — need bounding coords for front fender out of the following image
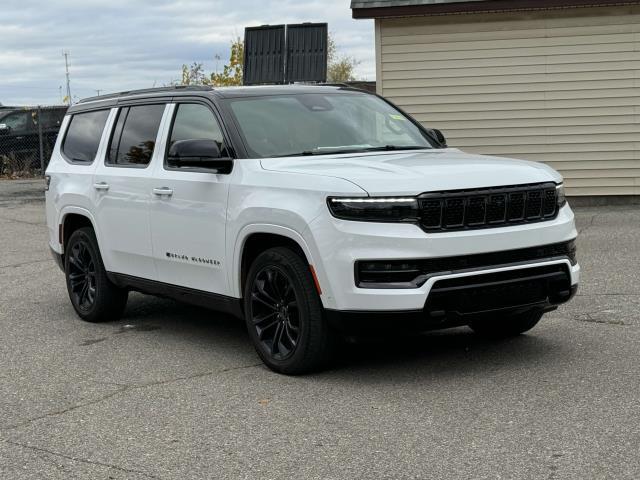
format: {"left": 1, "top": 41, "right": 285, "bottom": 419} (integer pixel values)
{"left": 229, "top": 223, "right": 334, "bottom": 308}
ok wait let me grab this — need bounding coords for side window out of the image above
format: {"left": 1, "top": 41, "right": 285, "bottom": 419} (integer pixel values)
{"left": 62, "top": 110, "right": 110, "bottom": 163}
{"left": 167, "top": 103, "right": 229, "bottom": 163}
{"left": 107, "top": 104, "right": 165, "bottom": 167}
{"left": 1, "top": 111, "right": 30, "bottom": 133}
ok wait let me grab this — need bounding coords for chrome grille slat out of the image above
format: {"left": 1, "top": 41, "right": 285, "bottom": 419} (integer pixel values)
{"left": 418, "top": 183, "right": 558, "bottom": 232}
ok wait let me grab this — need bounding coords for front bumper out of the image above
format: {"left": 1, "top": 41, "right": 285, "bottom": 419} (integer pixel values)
{"left": 325, "top": 280, "right": 578, "bottom": 335}
{"left": 306, "top": 204, "right": 579, "bottom": 311}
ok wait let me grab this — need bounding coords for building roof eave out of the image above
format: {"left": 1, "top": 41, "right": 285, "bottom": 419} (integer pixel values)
{"left": 352, "top": 0, "right": 640, "bottom": 19}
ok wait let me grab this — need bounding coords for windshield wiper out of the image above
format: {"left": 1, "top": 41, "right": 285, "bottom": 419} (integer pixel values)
{"left": 362, "top": 145, "right": 431, "bottom": 152}
{"left": 281, "top": 148, "right": 368, "bottom": 157}
{"left": 282, "top": 145, "right": 431, "bottom": 158}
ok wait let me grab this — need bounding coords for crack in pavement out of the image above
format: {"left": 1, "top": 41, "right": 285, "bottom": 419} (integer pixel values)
{"left": 1, "top": 362, "right": 263, "bottom": 433}
{"left": 0, "top": 258, "right": 52, "bottom": 270}
{"left": 577, "top": 293, "right": 640, "bottom": 297}
{"left": 573, "top": 313, "right": 627, "bottom": 326}
{"left": 0, "top": 215, "right": 45, "bottom": 226}
{"left": 577, "top": 212, "right": 600, "bottom": 235}
{"left": 3, "top": 439, "right": 163, "bottom": 479}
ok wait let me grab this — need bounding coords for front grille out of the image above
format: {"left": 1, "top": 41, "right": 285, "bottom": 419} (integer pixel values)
{"left": 356, "top": 239, "right": 577, "bottom": 288}
{"left": 418, "top": 183, "right": 559, "bottom": 232}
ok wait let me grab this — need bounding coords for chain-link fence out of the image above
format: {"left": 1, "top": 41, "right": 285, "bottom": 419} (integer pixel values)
{"left": 0, "top": 105, "right": 68, "bottom": 177}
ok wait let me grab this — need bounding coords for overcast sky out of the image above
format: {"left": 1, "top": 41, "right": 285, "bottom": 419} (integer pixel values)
{"left": 0, "top": 0, "right": 374, "bottom": 106}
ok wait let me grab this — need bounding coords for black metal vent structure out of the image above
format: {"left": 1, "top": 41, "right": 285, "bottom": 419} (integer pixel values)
{"left": 244, "top": 25, "right": 286, "bottom": 86}
{"left": 243, "top": 23, "right": 328, "bottom": 85}
{"left": 286, "top": 23, "right": 328, "bottom": 83}
{"left": 418, "top": 183, "right": 559, "bottom": 232}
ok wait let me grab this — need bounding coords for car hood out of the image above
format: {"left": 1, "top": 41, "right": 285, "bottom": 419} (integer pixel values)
{"left": 260, "top": 149, "right": 562, "bottom": 196}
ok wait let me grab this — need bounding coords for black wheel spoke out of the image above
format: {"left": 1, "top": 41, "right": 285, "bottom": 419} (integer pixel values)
{"left": 271, "top": 322, "right": 284, "bottom": 355}
{"left": 257, "top": 319, "right": 279, "bottom": 340}
{"left": 265, "top": 270, "right": 283, "bottom": 300}
{"left": 283, "top": 282, "right": 294, "bottom": 302}
{"left": 252, "top": 291, "right": 277, "bottom": 311}
{"left": 256, "top": 279, "right": 279, "bottom": 306}
{"left": 251, "top": 266, "right": 301, "bottom": 361}
{"left": 87, "top": 285, "right": 96, "bottom": 304}
{"left": 78, "top": 282, "right": 89, "bottom": 306}
{"left": 284, "top": 323, "right": 297, "bottom": 347}
{"left": 253, "top": 311, "right": 278, "bottom": 326}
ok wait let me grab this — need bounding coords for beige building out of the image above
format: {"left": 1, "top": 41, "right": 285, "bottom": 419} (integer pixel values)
{"left": 351, "top": 0, "right": 640, "bottom": 197}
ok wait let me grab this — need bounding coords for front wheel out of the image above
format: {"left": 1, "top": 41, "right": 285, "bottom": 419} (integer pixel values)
{"left": 469, "top": 309, "right": 544, "bottom": 338}
{"left": 244, "top": 247, "right": 334, "bottom": 375}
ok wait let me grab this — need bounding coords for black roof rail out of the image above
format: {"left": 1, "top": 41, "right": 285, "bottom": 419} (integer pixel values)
{"left": 78, "top": 85, "right": 214, "bottom": 104}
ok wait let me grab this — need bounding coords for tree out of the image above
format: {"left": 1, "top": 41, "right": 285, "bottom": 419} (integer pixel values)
{"left": 211, "top": 39, "right": 243, "bottom": 86}
{"left": 180, "top": 62, "right": 209, "bottom": 86}
{"left": 327, "top": 34, "right": 361, "bottom": 83}
{"left": 178, "top": 38, "right": 244, "bottom": 87}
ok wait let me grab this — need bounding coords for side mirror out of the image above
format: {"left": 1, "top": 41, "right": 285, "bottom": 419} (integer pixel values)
{"left": 428, "top": 128, "right": 447, "bottom": 147}
{"left": 167, "top": 139, "right": 233, "bottom": 174}
{"left": 0, "top": 124, "right": 10, "bottom": 135}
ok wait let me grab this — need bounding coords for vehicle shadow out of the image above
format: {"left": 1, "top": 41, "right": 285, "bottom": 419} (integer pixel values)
{"left": 331, "top": 329, "right": 557, "bottom": 378}
{"left": 119, "top": 293, "right": 561, "bottom": 379}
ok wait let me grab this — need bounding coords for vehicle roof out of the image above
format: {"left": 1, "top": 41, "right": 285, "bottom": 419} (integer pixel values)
{"left": 68, "top": 84, "right": 370, "bottom": 114}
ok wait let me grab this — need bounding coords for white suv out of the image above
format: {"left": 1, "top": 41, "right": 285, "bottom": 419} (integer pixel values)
{"left": 45, "top": 85, "right": 579, "bottom": 374}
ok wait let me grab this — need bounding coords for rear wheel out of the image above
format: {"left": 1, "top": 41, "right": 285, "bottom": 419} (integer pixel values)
{"left": 64, "top": 227, "right": 128, "bottom": 323}
{"left": 244, "top": 247, "right": 334, "bottom": 375}
{"left": 469, "top": 309, "right": 544, "bottom": 338}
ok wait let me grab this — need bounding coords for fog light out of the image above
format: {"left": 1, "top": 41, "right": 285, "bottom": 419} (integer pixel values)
{"left": 357, "top": 260, "right": 422, "bottom": 287}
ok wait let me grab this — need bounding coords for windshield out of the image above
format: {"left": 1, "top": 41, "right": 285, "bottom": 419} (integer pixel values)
{"left": 226, "top": 92, "right": 435, "bottom": 158}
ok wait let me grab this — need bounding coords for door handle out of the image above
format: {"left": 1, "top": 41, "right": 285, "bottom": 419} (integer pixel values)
{"left": 153, "top": 187, "right": 173, "bottom": 197}
{"left": 93, "top": 182, "right": 110, "bottom": 191}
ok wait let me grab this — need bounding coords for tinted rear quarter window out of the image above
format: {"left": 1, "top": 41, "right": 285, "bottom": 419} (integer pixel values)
{"left": 62, "top": 110, "right": 110, "bottom": 163}
{"left": 108, "top": 104, "right": 165, "bottom": 167}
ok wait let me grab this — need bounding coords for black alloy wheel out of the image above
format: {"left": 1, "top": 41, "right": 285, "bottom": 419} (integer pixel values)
{"left": 67, "top": 240, "right": 97, "bottom": 312}
{"left": 243, "top": 247, "right": 335, "bottom": 374}
{"left": 250, "top": 266, "right": 300, "bottom": 361}
{"left": 64, "top": 227, "right": 128, "bottom": 323}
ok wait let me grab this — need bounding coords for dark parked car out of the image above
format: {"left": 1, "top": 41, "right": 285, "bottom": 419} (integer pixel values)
{"left": 0, "top": 106, "right": 68, "bottom": 171}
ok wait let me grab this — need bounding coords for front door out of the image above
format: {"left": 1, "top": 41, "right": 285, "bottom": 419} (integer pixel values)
{"left": 92, "top": 103, "right": 169, "bottom": 280}
{"left": 149, "top": 102, "right": 232, "bottom": 295}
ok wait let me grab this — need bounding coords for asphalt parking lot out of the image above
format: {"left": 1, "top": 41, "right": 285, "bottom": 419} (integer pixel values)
{"left": 0, "top": 179, "right": 638, "bottom": 480}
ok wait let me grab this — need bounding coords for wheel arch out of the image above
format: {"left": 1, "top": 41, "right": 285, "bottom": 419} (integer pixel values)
{"left": 232, "top": 225, "right": 327, "bottom": 305}
{"left": 58, "top": 207, "right": 100, "bottom": 255}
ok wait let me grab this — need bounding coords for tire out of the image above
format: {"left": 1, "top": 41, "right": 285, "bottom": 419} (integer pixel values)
{"left": 64, "top": 227, "right": 128, "bottom": 323}
{"left": 469, "top": 309, "right": 544, "bottom": 338}
{"left": 243, "top": 247, "right": 334, "bottom": 375}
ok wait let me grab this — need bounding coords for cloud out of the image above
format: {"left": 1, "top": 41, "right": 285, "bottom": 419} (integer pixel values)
{"left": 0, "top": 0, "right": 374, "bottom": 105}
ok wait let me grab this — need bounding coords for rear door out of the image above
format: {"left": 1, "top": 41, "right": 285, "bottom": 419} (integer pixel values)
{"left": 148, "top": 100, "right": 233, "bottom": 294}
{"left": 92, "top": 102, "right": 170, "bottom": 280}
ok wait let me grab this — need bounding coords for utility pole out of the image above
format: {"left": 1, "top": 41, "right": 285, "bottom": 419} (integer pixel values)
{"left": 63, "top": 51, "right": 72, "bottom": 105}
{"left": 95, "top": 89, "right": 102, "bottom": 96}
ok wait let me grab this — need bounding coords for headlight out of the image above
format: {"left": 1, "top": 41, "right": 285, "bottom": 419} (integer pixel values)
{"left": 327, "top": 197, "right": 420, "bottom": 222}
{"left": 556, "top": 183, "right": 566, "bottom": 208}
